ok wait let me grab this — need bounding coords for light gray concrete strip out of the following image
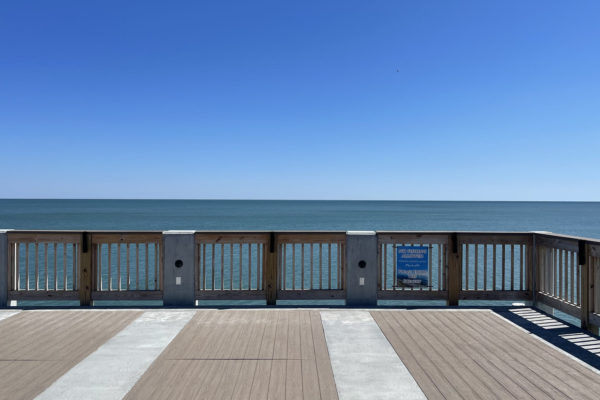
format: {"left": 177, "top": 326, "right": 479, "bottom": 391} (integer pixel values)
{"left": 321, "top": 311, "right": 426, "bottom": 400}
{"left": 0, "top": 310, "right": 20, "bottom": 322}
{"left": 36, "top": 310, "right": 196, "bottom": 400}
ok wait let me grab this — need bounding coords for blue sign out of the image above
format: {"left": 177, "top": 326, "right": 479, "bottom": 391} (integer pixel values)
{"left": 396, "top": 246, "right": 429, "bottom": 288}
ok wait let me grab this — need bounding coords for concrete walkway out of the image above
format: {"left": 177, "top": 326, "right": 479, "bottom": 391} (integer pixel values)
{"left": 321, "top": 311, "right": 426, "bottom": 400}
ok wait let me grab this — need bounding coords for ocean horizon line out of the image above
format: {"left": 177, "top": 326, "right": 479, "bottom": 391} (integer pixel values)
{"left": 1, "top": 198, "right": 600, "bottom": 203}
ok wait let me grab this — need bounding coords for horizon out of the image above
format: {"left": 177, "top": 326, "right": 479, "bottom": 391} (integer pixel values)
{"left": 1, "top": 198, "right": 600, "bottom": 203}
{"left": 1, "top": 1, "right": 599, "bottom": 201}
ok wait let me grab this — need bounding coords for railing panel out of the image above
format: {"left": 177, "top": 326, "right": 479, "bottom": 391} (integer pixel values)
{"left": 92, "top": 233, "right": 162, "bottom": 298}
{"left": 536, "top": 236, "right": 581, "bottom": 317}
{"left": 378, "top": 233, "right": 448, "bottom": 299}
{"left": 277, "top": 233, "right": 345, "bottom": 295}
{"left": 7, "top": 232, "right": 80, "bottom": 299}
{"left": 195, "top": 233, "right": 268, "bottom": 299}
{"left": 459, "top": 234, "right": 531, "bottom": 298}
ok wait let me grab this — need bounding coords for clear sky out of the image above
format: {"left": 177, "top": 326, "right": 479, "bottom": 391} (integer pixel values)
{"left": 1, "top": 1, "right": 598, "bottom": 200}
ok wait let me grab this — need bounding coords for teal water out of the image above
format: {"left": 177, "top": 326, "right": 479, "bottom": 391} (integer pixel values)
{"left": 1, "top": 200, "right": 599, "bottom": 238}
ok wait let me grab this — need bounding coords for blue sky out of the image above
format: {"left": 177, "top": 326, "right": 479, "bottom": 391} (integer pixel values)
{"left": 1, "top": 1, "right": 598, "bottom": 200}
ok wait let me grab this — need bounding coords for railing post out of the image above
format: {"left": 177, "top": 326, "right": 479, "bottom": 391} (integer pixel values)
{"left": 345, "top": 231, "right": 377, "bottom": 307}
{"left": 0, "top": 230, "right": 12, "bottom": 308}
{"left": 590, "top": 248, "right": 600, "bottom": 336}
{"left": 580, "top": 240, "right": 590, "bottom": 331}
{"left": 447, "top": 233, "right": 460, "bottom": 306}
{"left": 265, "top": 232, "right": 277, "bottom": 306}
{"left": 79, "top": 232, "right": 92, "bottom": 306}
{"left": 162, "top": 231, "right": 196, "bottom": 307}
{"left": 530, "top": 233, "right": 537, "bottom": 306}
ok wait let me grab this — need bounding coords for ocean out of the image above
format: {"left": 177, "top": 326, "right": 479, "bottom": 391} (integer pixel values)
{"left": 1, "top": 199, "right": 599, "bottom": 239}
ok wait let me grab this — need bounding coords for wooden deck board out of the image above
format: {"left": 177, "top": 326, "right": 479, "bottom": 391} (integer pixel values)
{"left": 473, "top": 312, "right": 600, "bottom": 398}
{"left": 0, "top": 310, "right": 140, "bottom": 400}
{"left": 420, "top": 311, "right": 543, "bottom": 399}
{"left": 124, "top": 310, "right": 338, "bottom": 400}
{"left": 372, "top": 310, "right": 600, "bottom": 400}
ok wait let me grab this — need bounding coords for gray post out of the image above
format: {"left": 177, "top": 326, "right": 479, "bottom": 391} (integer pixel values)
{"left": 0, "top": 230, "right": 11, "bottom": 308}
{"left": 345, "top": 231, "right": 378, "bottom": 307}
{"left": 162, "top": 231, "right": 196, "bottom": 307}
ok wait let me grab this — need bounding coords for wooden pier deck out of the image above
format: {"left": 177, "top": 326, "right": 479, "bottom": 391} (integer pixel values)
{"left": 0, "top": 308, "right": 598, "bottom": 399}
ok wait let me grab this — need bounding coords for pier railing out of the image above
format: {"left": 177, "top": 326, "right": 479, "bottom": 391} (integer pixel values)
{"left": 7, "top": 232, "right": 81, "bottom": 301}
{"left": 277, "top": 232, "right": 345, "bottom": 300}
{"left": 458, "top": 233, "right": 533, "bottom": 301}
{"left": 1, "top": 229, "right": 599, "bottom": 333}
{"left": 378, "top": 233, "right": 448, "bottom": 300}
{"left": 91, "top": 232, "right": 163, "bottom": 301}
{"left": 194, "top": 232, "right": 268, "bottom": 300}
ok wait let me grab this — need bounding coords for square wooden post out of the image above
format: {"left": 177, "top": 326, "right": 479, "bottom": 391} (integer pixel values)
{"left": 528, "top": 234, "right": 537, "bottom": 305}
{"left": 579, "top": 240, "right": 593, "bottom": 332}
{"left": 265, "top": 232, "right": 278, "bottom": 306}
{"left": 79, "top": 232, "right": 92, "bottom": 306}
{"left": 447, "top": 233, "right": 461, "bottom": 306}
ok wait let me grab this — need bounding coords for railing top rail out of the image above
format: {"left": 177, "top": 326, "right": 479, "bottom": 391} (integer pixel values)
{"left": 277, "top": 232, "right": 346, "bottom": 242}
{"left": 195, "top": 232, "right": 270, "bottom": 243}
{"left": 7, "top": 232, "right": 82, "bottom": 242}
{"left": 377, "top": 230, "right": 532, "bottom": 235}
{"left": 92, "top": 232, "right": 162, "bottom": 243}
{"left": 7, "top": 230, "right": 164, "bottom": 234}
{"left": 4, "top": 230, "right": 600, "bottom": 245}
{"left": 532, "top": 231, "right": 600, "bottom": 245}
{"left": 194, "top": 230, "right": 347, "bottom": 234}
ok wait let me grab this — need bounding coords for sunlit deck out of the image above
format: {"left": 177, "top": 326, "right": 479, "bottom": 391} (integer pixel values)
{"left": 0, "top": 308, "right": 598, "bottom": 400}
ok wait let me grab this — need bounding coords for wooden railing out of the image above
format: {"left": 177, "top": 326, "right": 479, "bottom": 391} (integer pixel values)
{"left": 458, "top": 233, "right": 532, "bottom": 301}
{"left": 2, "top": 229, "right": 600, "bottom": 334}
{"left": 194, "top": 232, "right": 268, "bottom": 300}
{"left": 7, "top": 232, "right": 80, "bottom": 300}
{"left": 5, "top": 231, "right": 162, "bottom": 304}
{"left": 91, "top": 233, "right": 163, "bottom": 300}
{"left": 535, "top": 234, "right": 581, "bottom": 316}
{"left": 277, "top": 232, "right": 345, "bottom": 300}
{"left": 378, "top": 233, "right": 448, "bottom": 300}
{"left": 532, "top": 233, "right": 600, "bottom": 333}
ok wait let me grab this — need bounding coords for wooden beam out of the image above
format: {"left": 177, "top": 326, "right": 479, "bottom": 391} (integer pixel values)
{"left": 580, "top": 241, "right": 590, "bottom": 331}
{"left": 537, "top": 292, "right": 581, "bottom": 319}
{"left": 79, "top": 232, "right": 92, "bottom": 306}
{"left": 265, "top": 232, "right": 277, "bottom": 305}
{"left": 459, "top": 290, "right": 530, "bottom": 301}
{"left": 276, "top": 289, "right": 345, "bottom": 300}
{"left": 377, "top": 290, "right": 447, "bottom": 300}
{"left": 447, "top": 233, "right": 460, "bottom": 306}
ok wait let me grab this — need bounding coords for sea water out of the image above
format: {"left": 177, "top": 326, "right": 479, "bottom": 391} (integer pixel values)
{"left": 1, "top": 199, "right": 600, "bottom": 238}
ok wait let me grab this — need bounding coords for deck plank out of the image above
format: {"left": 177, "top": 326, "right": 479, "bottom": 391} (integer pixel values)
{"left": 286, "top": 359, "right": 304, "bottom": 400}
